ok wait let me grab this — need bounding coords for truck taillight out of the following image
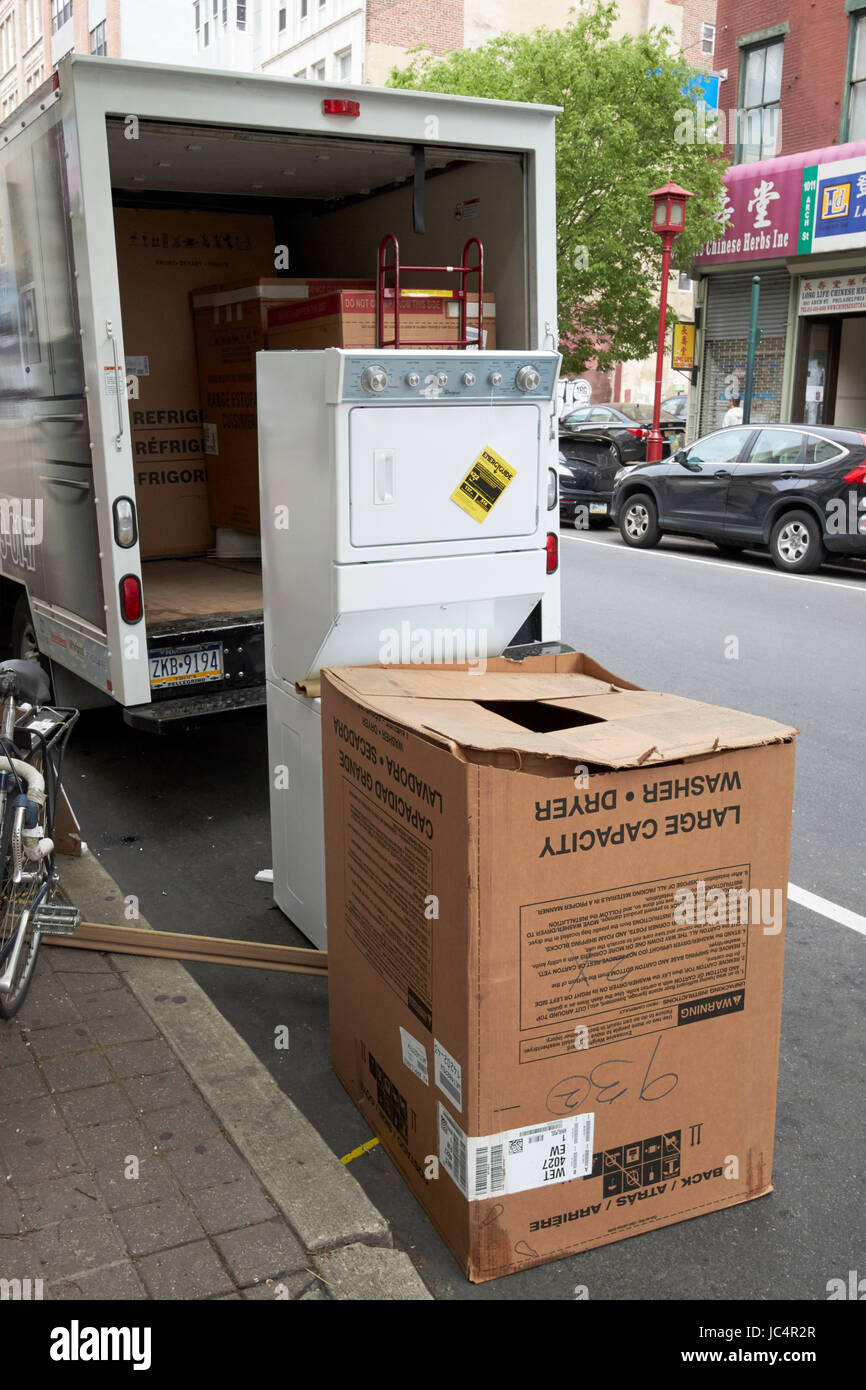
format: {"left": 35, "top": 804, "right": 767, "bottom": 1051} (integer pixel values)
{"left": 546, "top": 532, "right": 558, "bottom": 574}
{"left": 323, "top": 99, "right": 360, "bottom": 117}
{"left": 844, "top": 465, "right": 866, "bottom": 484}
{"left": 113, "top": 497, "right": 137, "bottom": 547}
{"left": 547, "top": 467, "right": 558, "bottom": 510}
{"left": 119, "top": 575, "right": 143, "bottom": 624}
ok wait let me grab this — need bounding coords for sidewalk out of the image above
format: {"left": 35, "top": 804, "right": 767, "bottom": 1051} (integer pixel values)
{"left": 0, "top": 852, "right": 431, "bottom": 1301}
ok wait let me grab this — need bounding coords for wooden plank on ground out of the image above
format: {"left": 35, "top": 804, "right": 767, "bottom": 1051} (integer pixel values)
{"left": 43, "top": 921, "right": 327, "bottom": 976}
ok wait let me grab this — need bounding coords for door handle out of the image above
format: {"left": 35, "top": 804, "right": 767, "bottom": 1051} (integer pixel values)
{"left": 373, "top": 450, "right": 395, "bottom": 504}
{"left": 714, "top": 470, "right": 732, "bottom": 479}
{"left": 106, "top": 319, "right": 125, "bottom": 452}
{"left": 781, "top": 472, "right": 797, "bottom": 479}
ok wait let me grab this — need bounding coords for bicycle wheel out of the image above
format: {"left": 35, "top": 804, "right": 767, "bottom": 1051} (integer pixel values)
{"left": 0, "top": 808, "right": 49, "bottom": 1020}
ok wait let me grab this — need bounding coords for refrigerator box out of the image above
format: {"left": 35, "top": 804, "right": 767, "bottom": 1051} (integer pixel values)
{"left": 321, "top": 653, "right": 797, "bottom": 1283}
{"left": 114, "top": 209, "right": 276, "bottom": 556}
{"left": 191, "top": 279, "right": 375, "bottom": 535}
{"left": 266, "top": 288, "right": 496, "bottom": 351}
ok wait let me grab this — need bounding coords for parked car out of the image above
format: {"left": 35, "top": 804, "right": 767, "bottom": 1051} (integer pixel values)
{"left": 560, "top": 402, "right": 683, "bottom": 463}
{"left": 662, "top": 393, "right": 688, "bottom": 423}
{"left": 610, "top": 423, "right": 866, "bottom": 573}
{"left": 557, "top": 452, "right": 623, "bottom": 527}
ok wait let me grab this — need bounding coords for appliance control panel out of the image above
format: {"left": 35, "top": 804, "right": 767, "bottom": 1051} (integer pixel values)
{"left": 337, "top": 351, "right": 560, "bottom": 403}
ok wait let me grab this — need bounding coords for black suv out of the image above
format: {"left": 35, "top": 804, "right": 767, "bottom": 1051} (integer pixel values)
{"left": 611, "top": 424, "right": 866, "bottom": 573}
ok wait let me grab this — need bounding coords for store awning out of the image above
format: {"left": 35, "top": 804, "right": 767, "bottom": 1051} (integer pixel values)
{"left": 694, "top": 138, "right": 866, "bottom": 268}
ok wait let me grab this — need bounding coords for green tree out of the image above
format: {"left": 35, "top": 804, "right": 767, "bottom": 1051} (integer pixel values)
{"left": 387, "top": 0, "right": 725, "bottom": 373}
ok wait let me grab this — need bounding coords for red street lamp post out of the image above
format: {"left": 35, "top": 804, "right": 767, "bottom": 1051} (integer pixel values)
{"left": 646, "top": 182, "right": 694, "bottom": 464}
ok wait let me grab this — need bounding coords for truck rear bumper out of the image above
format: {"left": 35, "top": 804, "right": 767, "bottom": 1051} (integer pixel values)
{"left": 123, "top": 683, "right": 265, "bottom": 731}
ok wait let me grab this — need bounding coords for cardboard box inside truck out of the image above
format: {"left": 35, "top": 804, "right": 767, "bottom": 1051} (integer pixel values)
{"left": 266, "top": 288, "right": 496, "bottom": 352}
{"left": 322, "top": 653, "right": 797, "bottom": 1283}
{"left": 192, "top": 279, "right": 375, "bottom": 535}
{"left": 113, "top": 209, "right": 276, "bottom": 556}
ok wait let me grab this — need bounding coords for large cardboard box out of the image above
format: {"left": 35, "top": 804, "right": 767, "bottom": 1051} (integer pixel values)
{"left": 114, "top": 209, "right": 276, "bottom": 556}
{"left": 322, "top": 654, "right": 797, "bottom": 1283}
{"left": 192, "top": 279, "right": 374, "bottom": 535}
{"left": 266, "top": 288, "right": 496, "bottom": 352}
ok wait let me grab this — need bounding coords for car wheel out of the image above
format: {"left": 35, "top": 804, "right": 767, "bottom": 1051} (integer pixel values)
{"left": 618, "top": 492, "right": 661, "bottom": 548}
{"left": 770, "top": 510, "right": 825, "bottom": 574}
{"left": 10, "top": 592, "right": 54, "bottom": 698}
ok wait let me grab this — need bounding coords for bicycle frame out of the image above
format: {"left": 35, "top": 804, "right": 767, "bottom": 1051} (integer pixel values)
{"left": 0, "top": 691, "right": 78, "bottom": 1001}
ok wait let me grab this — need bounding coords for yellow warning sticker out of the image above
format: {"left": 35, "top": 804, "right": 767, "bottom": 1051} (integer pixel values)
{"left": 451, "top": 445, "right": 517, "bottom": 522}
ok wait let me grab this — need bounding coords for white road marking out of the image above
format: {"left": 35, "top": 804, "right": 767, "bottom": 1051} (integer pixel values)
{"left": 788, "top": 883, "right": 866, "bottom": 937}
{"left": 561, "top": 532, "right": 866, "bottom": 592}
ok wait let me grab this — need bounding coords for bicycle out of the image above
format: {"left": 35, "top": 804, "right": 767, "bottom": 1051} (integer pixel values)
{"left": 0, "top": 659, "right": 80, "bottom": 1019}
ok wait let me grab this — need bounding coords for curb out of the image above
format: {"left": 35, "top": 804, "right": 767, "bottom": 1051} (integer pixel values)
{"left": 57, "top": 850, "right": 433, "bottom": 1301}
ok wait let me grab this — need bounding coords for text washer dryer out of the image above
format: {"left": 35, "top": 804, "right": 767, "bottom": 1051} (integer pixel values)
{"left": 258, "top": 348, "right": 561, "bottom": 948}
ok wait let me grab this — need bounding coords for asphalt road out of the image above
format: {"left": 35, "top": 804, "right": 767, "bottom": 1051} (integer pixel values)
{"left": 64, "top": 529, "right": 865, "bottom": 1300}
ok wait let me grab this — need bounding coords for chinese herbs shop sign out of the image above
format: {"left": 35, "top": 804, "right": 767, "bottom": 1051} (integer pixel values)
{"left": 694, "top": 142, "right": 866, "bottom": 267}
{"left": 799, "top": 273, "right": 866, "bottom": 315}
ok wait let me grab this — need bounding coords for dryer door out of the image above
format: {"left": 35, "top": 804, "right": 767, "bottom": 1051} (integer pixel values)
{"left": 348, "top": 404, "right": 540, "bottom": 550}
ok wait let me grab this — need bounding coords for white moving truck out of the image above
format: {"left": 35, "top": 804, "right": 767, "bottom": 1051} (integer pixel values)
{"left": 0, "top": 55, "right": 561, "bottom": 730}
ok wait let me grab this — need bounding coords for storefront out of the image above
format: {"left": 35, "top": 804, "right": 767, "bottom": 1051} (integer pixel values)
{"left": 691, "top": 139, "right": 866, "bottom": 438}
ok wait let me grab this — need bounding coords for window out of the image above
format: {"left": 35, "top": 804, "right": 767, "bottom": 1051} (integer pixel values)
{"left": 223, "top": 0, "right": 228, "bottom": 27}
{"left": 678, "top": 270, "right": 695, "bottom": 292}
{"left": 50, "top": 0, "right": 73, "bottom": 35}
{"left": 312, "top": 59, "right": 325, "bottom": 81}
{"left": 848, "top": 14, "right": 866, "bottom": 141}
{"left": 687, "top": 430, "right": 754, "bottom": 465}
{"left": 279, "top": 7, "right": 287, "bottom": 32}
{"left": 300, "top": 0, "right": 308, "bottom": 17}
{"left": 319, "top": 0, "right": 326, "bottom": 8}
{"left": 90, "top": 21, "right": 106, "bottom": 55}
{"left": 194, "top": 1, "right": 200, "bottom": 49}
{"left": 746, "top": 429, "right": 804, "bottom": 470}
{"left": 237, "top": 1, "right": 246, "bottom": 30}
{"left": 701, "top": 23, "right": 715, "bottom": 57}
{"left": 25, "top": 0, "right": 42, "bottom": 49}
{"left": 336, "top": 47, "right": 351, "bottom": 80}
{"left": 0, "top": 16, "right": 14, "bottom": 74}
{"left": 804, "top": 435, "right": 844, "bottom": 466}
{"left": 737, "top": 39, "right": 783, "bottom": 162}
{"left": 562, "top": 408, "right": 591, "bottom": 426}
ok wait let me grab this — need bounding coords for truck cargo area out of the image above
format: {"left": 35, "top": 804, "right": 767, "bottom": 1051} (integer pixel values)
{"left": 106, "top": 116, "right": 529, "bottom": 715}
{"left": 141, "top": 557, "right": 262, "bottom": 625}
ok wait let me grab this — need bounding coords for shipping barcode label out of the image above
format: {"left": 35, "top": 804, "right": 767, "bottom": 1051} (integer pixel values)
{"left": 438, "top": 1103, "right": 469, "bottom": 1198}
{"left": 433, "top": 1039, "right": 462, "bottom": 1111}
{"left": 202, "top": 422, "right": 219, "bottom": 456}
{"left": 450, "top": 445, "right": 516, "bottom": 523}
{"left": 399, "top": 1026, "right": 429, "bottom": 1086}
{"left": 501, "top": 1113, "right": 594, "bottom": 1196}
{"left": 439, "top": 1108, "right": 595, "bottom": 1202}
{"left": 125, "top": 355, "right": 150, "bottom": 377}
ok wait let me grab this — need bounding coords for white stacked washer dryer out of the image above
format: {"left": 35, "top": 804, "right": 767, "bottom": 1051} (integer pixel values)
{"left": 257, "top": 347, "right": 561, "bottom": 949}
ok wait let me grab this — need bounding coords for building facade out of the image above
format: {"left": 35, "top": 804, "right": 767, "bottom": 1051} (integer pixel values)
{"left": 690, "top": 0, "right": 866, "bottom": 438}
